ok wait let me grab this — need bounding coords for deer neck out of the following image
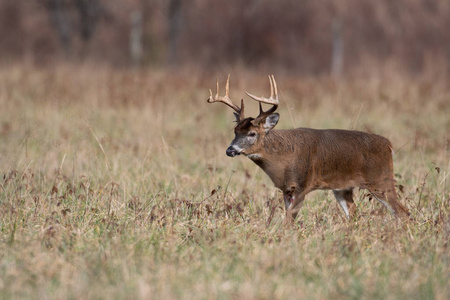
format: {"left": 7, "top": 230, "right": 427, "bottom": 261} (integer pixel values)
{"left": 245, "top": 130, "right": 292, "bottom": 189}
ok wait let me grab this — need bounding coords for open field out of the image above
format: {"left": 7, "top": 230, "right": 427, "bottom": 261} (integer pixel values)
{"left": 0, "top": 64, "right": 449, "bottom": 299}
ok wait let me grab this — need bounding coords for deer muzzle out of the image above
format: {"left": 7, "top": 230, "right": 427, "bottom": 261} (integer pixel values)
{"left": 226, "top": 146, "right": 240, "bottom": 157}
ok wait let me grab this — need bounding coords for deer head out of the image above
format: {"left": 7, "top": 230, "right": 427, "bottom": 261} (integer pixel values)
{"left": 207, "top": 75, "right": 280, "bottom": 157}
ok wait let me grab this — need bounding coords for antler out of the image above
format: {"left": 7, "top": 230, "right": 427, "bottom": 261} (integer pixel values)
{"left": 207, "top": 74, "right": 245, "bottom": 121}
{"left": 246, "top": 75, "right": 279, "bottom": 122}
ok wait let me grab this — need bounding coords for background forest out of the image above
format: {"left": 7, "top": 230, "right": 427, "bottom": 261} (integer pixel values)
{"left": 1, "top": 0, "right": 450, "bottom": 75}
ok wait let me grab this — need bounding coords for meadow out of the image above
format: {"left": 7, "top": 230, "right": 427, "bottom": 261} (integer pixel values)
{"left": 0, "top": 64, "right": 448, "bottom": 299}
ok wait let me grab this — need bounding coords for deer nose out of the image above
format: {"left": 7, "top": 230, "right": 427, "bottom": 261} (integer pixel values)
{"left": 226, "top": 146, "right": 238, "bottom": 157}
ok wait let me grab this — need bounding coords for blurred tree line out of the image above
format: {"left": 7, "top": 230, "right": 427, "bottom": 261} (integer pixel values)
{"left": 1, "top": 0, "right": 449, "bottom": 75}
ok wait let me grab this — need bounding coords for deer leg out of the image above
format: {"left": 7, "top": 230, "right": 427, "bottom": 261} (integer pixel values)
{"left": 284, "top": 186, "right": 307, "bottom": 223}
{"left": 283, "top": 193, "right": 292, "bottom": 211}
{"left": 283, "top": 184, "right": 297, "bottom": 210}
{"left": 332, "top": 188, "right": 355, "bottom": 219}
{"left": 367, "top": 181, "right": 409, "bottom": 219}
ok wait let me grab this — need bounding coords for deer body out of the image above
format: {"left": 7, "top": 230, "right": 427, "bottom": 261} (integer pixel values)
{"left": 247, "top": 128, "right": 393, "bottom": 191}
{"left": 208, "top": 75, "right": 409, "bottom": 221}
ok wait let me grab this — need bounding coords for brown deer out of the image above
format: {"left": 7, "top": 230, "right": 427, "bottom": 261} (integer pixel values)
{"left": 207, "top": 75, "right": 409, "bottom": 222}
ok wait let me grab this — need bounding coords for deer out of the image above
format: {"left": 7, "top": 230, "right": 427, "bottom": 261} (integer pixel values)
{"left": 207, "top": 75, "right": 409, "bottom": 222}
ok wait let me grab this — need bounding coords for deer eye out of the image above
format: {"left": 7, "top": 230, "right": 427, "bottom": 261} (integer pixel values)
{"left": 248, "top": 131, "right": 257, "bottom": 137}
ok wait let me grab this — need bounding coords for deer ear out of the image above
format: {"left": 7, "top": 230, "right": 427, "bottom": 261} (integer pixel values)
{"left": 263, "top": 113, "right": 279, "bottom": 132}
{"left": 233, "top": 112, "right": 240, "bottom": 123}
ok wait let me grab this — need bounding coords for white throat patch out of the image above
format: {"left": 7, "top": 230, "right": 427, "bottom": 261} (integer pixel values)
{"left": 247, "top": 153, "right": 262, "bottom": 160}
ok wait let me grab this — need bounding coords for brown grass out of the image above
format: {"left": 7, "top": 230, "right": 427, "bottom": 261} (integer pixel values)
{"left": 0, "top": 64, "right": 449, "bottom": 299}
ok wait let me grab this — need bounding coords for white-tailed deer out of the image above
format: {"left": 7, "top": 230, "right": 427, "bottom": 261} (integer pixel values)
{"left": 207, "top": 75, "right": 409, "bottom": 221}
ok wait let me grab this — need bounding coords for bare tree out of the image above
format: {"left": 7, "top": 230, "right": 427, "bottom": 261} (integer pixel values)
{"left": 46, "top": 0, "right": 72, "bottom": 53}
{"left": 168, "top": 0, "right": 182, "bottom": 64}
{"left": 74, "top": 0, "right": 102, "bottom": 41}
{"left": 130, "top": 11, "right": 143, "bottom": 66}
{"left": 45, "top": 0, "right": 103, "bottom": 54}
{"left": 331, "top": 18, "right": 344, "bottom": 77}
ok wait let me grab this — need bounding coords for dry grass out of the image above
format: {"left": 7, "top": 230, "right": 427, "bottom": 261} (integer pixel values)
{"left": 0, "top": 64, "right": 449, "bottom": 299}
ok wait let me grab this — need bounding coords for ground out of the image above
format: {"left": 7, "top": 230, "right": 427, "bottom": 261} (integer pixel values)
{"left": 0, "top": 64, "right": 448, "bottom": 299}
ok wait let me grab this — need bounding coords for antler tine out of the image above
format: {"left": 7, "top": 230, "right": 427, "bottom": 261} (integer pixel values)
{"left": 216, "top": 77, "right": 219, "bottom": 98}
{"left": 271, "top": 74, "right": 278, "bottom": 100}
{"left": 245, "top": 75, "right": 279, "bottom": 123}
{"left": 245, "top": 74, "right": 279, "bottom": 106}
{"left": 269, "top": 75, "right": 274, "bottom": 99}
{"left": 207, "top": 75, "right": 245, "bottom": 120}
{"left": 225, "top": 74, "right": 230, "bottom": 98}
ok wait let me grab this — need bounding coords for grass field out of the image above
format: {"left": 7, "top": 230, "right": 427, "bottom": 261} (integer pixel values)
{"left": 0, "top": 64, "right": 449, "bottom": 299}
